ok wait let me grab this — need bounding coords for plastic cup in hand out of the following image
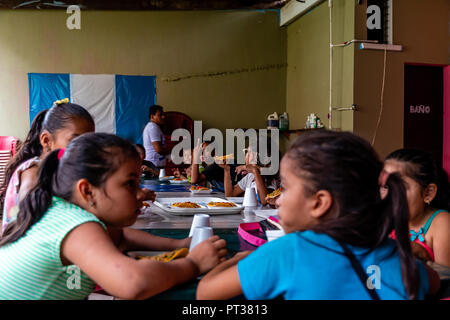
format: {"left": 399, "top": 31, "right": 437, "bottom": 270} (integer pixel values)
{"left": 159, "top": 168, "right": 166, "bottom": 179}
{"left": 243, "top": 187, "right": 258, "bottom": 207}
{"left": 189, "top": 214, "right": 211, "bottom": 237}
{"left": 189, "top": 227, "right": 213, "bottom": 251}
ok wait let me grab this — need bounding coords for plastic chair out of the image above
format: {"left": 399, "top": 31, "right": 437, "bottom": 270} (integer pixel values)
{"left": 0, "top": 136, "right": 17, "bottom": 156}
{"left": 161, "top": 112, "right": 194, "bottom": 175}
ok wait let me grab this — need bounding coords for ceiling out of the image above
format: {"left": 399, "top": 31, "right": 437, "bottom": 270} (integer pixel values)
{"left": 0, "top": 0, "right": 292, "bottom": 10}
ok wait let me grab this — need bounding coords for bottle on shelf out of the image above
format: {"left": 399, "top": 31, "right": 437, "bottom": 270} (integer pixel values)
{"left": 279, "top": 112, "right": 289, "bottom": 131}
{"left": 267, "top": 112, "right": 279, "bottom": 129}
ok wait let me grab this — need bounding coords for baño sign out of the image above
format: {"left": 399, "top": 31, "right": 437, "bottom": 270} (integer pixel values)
{"left": 404, "top": 65, "right": 444, "bottom": 168}
{"left": 409, "top": 105, "right": 431, "bottom": 114}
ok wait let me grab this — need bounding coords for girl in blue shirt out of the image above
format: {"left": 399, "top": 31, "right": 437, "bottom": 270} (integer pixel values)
{"left": 197, "top": 130, "right": 440, "bottom": 300}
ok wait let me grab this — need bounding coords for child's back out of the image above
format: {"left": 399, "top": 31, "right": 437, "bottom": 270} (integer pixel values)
{"left": 238, "top": 231, "right": 430, "bottom": 300}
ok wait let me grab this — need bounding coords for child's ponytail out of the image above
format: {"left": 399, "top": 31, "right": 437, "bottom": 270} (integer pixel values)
{"left": 1, "top": 110, "right": 48, "bottom": 200}
{"left": 383, "top": 173, "right": 420, "bottom": 300}
{"left": 0, "top": 149, "right": 60, "bottom": 247}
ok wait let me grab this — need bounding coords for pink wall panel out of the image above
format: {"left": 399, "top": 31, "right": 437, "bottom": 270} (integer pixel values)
{"left": 443, "top": 66, "right": 450, "bottom": 176}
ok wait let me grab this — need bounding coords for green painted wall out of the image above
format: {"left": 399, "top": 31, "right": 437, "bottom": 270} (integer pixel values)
{"left": 0, "top": 10, "right": 286, "bottom": 141}
{"left": 285, "top": 0, "right": 354, "bottom": 135}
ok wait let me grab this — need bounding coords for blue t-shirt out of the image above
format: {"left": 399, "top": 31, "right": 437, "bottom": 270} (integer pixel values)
{"left": 237, "top": 230, "right": 430, "bottom": 300}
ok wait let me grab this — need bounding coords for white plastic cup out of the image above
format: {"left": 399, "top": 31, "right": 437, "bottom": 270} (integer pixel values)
{"left": 159, "top": 168, "right": 166, "bottom": 179}
{"left": 243, "top": 187, "right": 257, "bottom": 207}
{"left": 189, "top": 227, "right": 213, "bottom": 251}
{"left": 189, "top": 214, "right": 211, "bottom": 237}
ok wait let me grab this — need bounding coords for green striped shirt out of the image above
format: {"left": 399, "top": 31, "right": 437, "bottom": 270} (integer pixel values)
{"left": 0, "top": 197, "right": 106, "bottom": 300}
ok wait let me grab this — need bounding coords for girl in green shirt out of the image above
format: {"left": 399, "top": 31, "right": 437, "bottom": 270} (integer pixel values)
{"left": 0, "top": 133, "right": 226, "bottom": 300}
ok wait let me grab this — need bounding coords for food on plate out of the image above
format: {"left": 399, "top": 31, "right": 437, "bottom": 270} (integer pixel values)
{"left": 136, "top": 248, "right": 189, "bottom": 262}
{"left": 172, "top": 178, "right": 186, "bottom": 181}
{"left": 171, "top": 201, "right": 201, "bottom": 208}
{"left": 267, "top": 188, "right": 282, "bottom": 199}
{"left": 207, "top": 201, "right": 237, "bottom": 207}
{"left": 190, "top": 186, "right": 210, "bottom": 191}
{"left": 214, "top": 154, "right": 234, "bottom": 162}
{"left": 141, "top": 202, "right": 150, "bottom": 207}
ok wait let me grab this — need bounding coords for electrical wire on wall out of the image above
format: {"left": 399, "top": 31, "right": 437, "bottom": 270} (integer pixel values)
{"left": 328, "top": 0, "right": 379, "bottom": 130}
{"left": 160, "top": 63, "right": 287, "bottom": 82}
{"left": 371, "top": 48, "right": 388, "bottom": 146}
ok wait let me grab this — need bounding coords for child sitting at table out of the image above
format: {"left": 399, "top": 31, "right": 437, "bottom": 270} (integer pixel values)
{"left": 197, "top": 130, "right": 440, "bottom": 300}
{"left": 219, "top": 147, "right": 280, "bottom": 206}
{"left": 383, "top": 149, "right": 450, "bottom": 268}
{"left": 190, "top": 139, "right": 237, "bottom": 191}
{"left": 0, "top": 133, "right": 227, "bottom": 300}
{"left": 135, "top": 143, "right": 159, "bottom": 179}
{"left": 173, "top": 148, "right": 193, "bottom": 182}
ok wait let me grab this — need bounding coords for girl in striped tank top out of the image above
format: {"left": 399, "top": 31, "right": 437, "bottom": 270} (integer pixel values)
{"left": 0, "top": 133, "right": 227, "bottom": 300}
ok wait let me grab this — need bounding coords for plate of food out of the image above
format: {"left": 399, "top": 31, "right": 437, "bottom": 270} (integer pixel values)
{"left": 153, "top": 197, "right": 243, "bottom": 215}
{"left": 159, "top": 175, "right": 174, "bottom": 182}
{"left": 169, "top": 178, "right": 189, "bottom": 184}
{"left": 207, "top": 201, "right": 237, "bottom": 208}
{"left": 127, "top": 248, "right": 189, "bottom": 262}
{"left": 190, "top": 185, "right": 213, "bottom": 194}
{"left": 170, "top": 201, "right": 204, "bottom": 209}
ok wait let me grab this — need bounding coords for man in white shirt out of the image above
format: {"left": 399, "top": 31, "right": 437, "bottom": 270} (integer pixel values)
{"left": 142, "top": 105, "right": 170, "bottom": 168}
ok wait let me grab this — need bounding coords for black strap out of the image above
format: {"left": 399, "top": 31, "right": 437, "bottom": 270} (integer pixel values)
{"left": 337, "top": 241, "right": 380, "bottom": 300}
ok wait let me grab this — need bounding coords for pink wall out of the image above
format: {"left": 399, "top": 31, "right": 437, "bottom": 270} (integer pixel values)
{"left": 444, "top": 66, "right": 450, "bottom": 176}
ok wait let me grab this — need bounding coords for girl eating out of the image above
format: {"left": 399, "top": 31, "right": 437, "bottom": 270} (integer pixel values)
{"left": 0, "top": 133, "right": 227, "bottom": 299}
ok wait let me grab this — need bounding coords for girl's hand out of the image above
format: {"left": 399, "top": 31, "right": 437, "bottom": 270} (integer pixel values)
{"left": 142, "top": 188, "right": 156, "bottom": 202}
{"left": 411, "top": 242, "right": 432, "bottom": 262}
{"left": 179, "top": 237, "right": 192, "bottom": 249}
{"left": 235, "top": 165, "right": 248, "bottom": 176}
{"left": 173, "top": 168, "right": 181, "bottom": 178}
{"left": 193, "top": 138, "right": 203, "bottom": 164}
{"left": 265, "top": 196, "right": 279, "bottom": 208}
{"left": 218, "top": 163, "right": 230, "bottom": 170}
{"left": 187, "top": 235, "right": 227, "bottom": 274}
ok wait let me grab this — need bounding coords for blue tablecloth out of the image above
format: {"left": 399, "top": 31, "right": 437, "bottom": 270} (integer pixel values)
{"left": 139, "top": 228, "right": 255, "bottom": 300}
{"left": 140, "top": 178, "right": 220, "bottom": 193}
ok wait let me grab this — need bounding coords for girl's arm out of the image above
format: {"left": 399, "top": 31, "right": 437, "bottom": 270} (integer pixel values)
{"left": 424, "top": 264, "right": 441, "bottom": 296}
{"left": 108, "top": 226, "right": 191, "bottom": 252}
{"left": 17, "top": 166, "right": 39, "bottom": 203}
{"left": 61, "top": 222, "right": 227, "bottom": 300}
{"left": 191, "top": 164, "right": 206, "bottom": 184}
{"left": 197, "top": 251, "right": 251, "bottom": 300}
{"left": 251, "top": 166, "right": 269, "bottom": 206}
{"left": 220, "top": 164, "right": 244, "bottom": 197}
{"left": 430, "top": 212, "right": 450, "bottom": 268}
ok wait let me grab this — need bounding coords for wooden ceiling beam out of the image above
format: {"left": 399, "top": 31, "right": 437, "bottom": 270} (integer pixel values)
{"left": 0, "top": 0, "right": 290, "bottom": 10}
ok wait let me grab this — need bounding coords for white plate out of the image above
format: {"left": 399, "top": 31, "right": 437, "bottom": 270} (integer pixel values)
{"left": 190, "top": 188, "right": 213, "bottom": 194}
{"left": 159, "top": 176, "right": 174, "bottom": 181}
{"left": 169, "top": 179, "right": 189, "bottom": 184}
{"left": 226, "top": 197, "right": 245, "bottom": 204}
{"left": 153, "top": 197, "right": 243, "bottom": 215}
